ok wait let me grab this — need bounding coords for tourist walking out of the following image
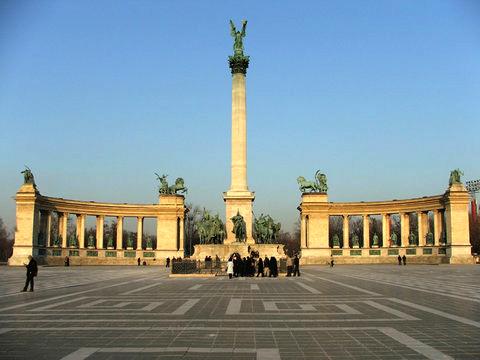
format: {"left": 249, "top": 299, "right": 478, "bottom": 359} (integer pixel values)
{"left": 397, "top": 255, "right": 402, "bottom": 265}
{"left": 22, "top": 255, "right": 37, "bottom": 292}
{"left": 166, "top": 257, "right": 170, "bottom": 268}
{"left": 256, "top": 257, "right": 264, "bottom": 277}
{"left": 330, "top": 256, "right": 334, "bottom": 268}
{"left": 227, "top": 257, "right": 234, "bottom": 279}
{"left": 402, "top": 255, "right": 407, "bottom": 266}
{"left": 293, "top": 255, "right": 300, "bottom": 277}
{"left": 263, "top": 256, "right": 270, "bottom": 277}
{"left": 137, "top": 257, "right": 141, "bottom": 266}
{"left": 286, "top": 256, "right": 293, "bottom": 276}
{"left": 270, "top": 256, "right": 278, "bottom": 277}
{"left": 64, "top": 256, "right": 70, "bottom": 267}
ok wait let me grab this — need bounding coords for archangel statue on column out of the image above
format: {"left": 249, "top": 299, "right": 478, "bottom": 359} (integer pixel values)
{"left": 230, "top": 19, "right": 247, "bottom": 56}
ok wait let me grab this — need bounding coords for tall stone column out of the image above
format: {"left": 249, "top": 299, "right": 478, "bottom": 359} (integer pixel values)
{"left": 76, "top": 214, "right": 85, "bottom": 249}
{"left": 433, "top": 209, "right": 443, "bottom": 246}
{"left": 223, "top": 46, "right": 255, "bottom": 244}
{"left": 400, "top": 212, "right": 409, "bottom": 247}
{"left": 60, "top": 213, "right": 68, "bottom": 248}
{"left": 418, "top": 211, "right": 428, "bottom": 247}
{"left": 382, "top": 214, "right": 390, "bottom": 247}
{"left": 363, "top": 215, "right": 369, "bottom": 248}
{"left": 137, "top": 217, "right": 143, "bottom": 250}
{"left": 46, "top": 211, "right": 52, "bottom": 247}
{"left": 96, "top": 215, "right": 104, "bottom": 249}
{"left": 343, "top": 215, "right": 349, "bottom": 248}
{"left": 116, "top": 216, "right": 123, "bottom": 250}
{"left": 179, "top": 217, "right": 185, "bottom": 252}
{"left": 300, "top": 215, "right": 307, "bottom": 248}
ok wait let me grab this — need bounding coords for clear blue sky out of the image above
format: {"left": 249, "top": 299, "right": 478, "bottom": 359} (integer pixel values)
{"left": 1, "top": 0, "right": 479, "bottom": 233}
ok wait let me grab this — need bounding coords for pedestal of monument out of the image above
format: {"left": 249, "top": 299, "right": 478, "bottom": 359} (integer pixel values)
{"left": 223, "top": 190, "right": 255, "bottom": 244}
{"left": 193, "top": 242, "right": 285, "bottom": 261}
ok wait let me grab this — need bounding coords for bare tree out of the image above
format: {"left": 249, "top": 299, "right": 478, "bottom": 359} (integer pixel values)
{"left": 0, "top": 218, "right": 13, "bottom": 262}
{"left": 185, "top": 204, "right": 202, "bottom": 256}
{"left": 470, "top": 212, "right": 480, "bottom": 254}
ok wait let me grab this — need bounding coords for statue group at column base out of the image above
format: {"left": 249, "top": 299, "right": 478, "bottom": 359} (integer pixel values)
{"left": 192, "top": 242, "right": 285, "bottom": 262}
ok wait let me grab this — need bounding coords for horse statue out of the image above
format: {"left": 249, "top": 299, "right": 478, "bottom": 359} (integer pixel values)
{"left": 169, "top": 177, "right": 188, "bottom": 194}
{"left": 449, "top": 169, "right": 464, "bottom": 186}
{"left": 297, "top": 170, "right": 328, "bottom": 193}
{"left": 194, "top": 209, "right": 225, "bottom": 244}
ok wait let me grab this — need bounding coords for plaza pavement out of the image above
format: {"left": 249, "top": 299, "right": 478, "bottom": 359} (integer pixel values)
{"left": 0, "top": 264, "right": 479, "bottom": 359}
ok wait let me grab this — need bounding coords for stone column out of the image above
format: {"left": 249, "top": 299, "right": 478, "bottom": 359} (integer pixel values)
{"left": 223, "top": 53, "right": 255, "bottom": 244}
{"left": 382, "top": 214, "right": 390, "bottom": 247}
{"left": 363, "top": 215, "right": 369, "bottom": 248}
{"left": 179, "top": 217, "right": 185, "bottom": 252}
{"left": 433, "top": 209, "right": 443, "bottom": 246}
{"left": 116, "top": 216, "right": 123, "bottom": 250}
{"left": 60, "top": 213, "right": 68, "bottom": 248}
{"left": 96, "top": 215, "right": 104, "bottom": 249}
{"left": 300, "top": 215, "right": 307, "bottom": 249}
{"left": 76, "top": 214, "right": 85, "bottom": 248}
{"left": 46, "top": 211, "right": 52, "bottom": 247}
{"left": 400, "top": 212, "right": 409, "bottom": 247}
{"left": 418, "top": 212, "right": 428, "bottom": 247}
{"left": 137, "top": 217, "right": 143, "bottom": 250}
{"left": 343, "top": 215, "right": 349, "bottom": 248}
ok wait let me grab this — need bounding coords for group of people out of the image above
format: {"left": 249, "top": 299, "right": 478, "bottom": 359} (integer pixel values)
{"left": 226, "top": 254, "right": 299, "bottom": 279}
{"left": 398, "top": 254, "right": 407, "bottom": 265}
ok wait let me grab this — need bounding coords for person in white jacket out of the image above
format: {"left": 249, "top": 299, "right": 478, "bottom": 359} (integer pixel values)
{"left": 227, "top": 257, "right": 234, "bottom": 279}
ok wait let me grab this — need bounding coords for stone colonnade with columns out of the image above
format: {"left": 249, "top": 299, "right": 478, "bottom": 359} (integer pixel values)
{"left": 8, "top": 183, "right": 186, "bottom": 266}
{"left": 299, "top": 183, "right": 472, "bottom": 264}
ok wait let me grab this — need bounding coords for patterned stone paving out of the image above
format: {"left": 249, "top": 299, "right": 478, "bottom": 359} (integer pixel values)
{"left": 0, "top": 265, "right": 479, "bottom": 359}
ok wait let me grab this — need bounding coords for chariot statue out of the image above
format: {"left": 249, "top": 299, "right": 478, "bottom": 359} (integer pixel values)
{"left": 21, "top": 166, "right": 36, "bottom": 186}
{"left": 231, "top": 211, "right": 246, "bottom": 242}
{"left": 297, "top": 170, "right": 328, "bottom": 193}
{"left": 449, "top": 169, "right": 463, "bottom": 186}
{"left": 155, "top": 173, "right": 187, "bottom": 195}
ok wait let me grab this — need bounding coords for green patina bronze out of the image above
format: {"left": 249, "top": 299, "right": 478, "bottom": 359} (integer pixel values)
{"left": 146, "top": 236, "right": 153, "bottom": 249}
{"left": 372, "top": 233, "right": 379, "bottom": 247}
{"left": 87, "top": 234, "right": 95, "bottom": 248}
{"left": 297, "top": 170, "right": 328, "bottom": 194}
{"left": 231, "top": 211, "right": 247, "bottom": 242}
{"left": 106, "top": 236, "right": 114, "bottom": 248}
{"left": 426, "top": 232, "right": 434, "bottom": 245}
{"left": 155, "top": 173, "right": 187, "bottom": 195}
{"left": 253, "top": 213, "right": 281, "bottom": 244}
{"left": 21, "top": 166, "right": 36, "bottom": 186}
{"left": 194, "top": 209, "right": 225, "bottom": 245}
{"left": 332, "top": 234, "right": 340, "bottom": 247}
{"left": 352, "top": 234, "right": 360, "bottom": 247}
{"left": 408, "top": 232, "right": 417, "bottom": 246}
{"left": 53, "top": 234, "right": 61, "bottom": 247}
{"left": 390, "top": 232, "right": 399, "bottom": 246}
{"left": 126, "top": 233, "right": 133, "bottom": 248}
{"left": 228, "top": 20, "right": 249, "bottom": 75}
{"left": 449, "top": 169, "right": 464, "bottom": 186}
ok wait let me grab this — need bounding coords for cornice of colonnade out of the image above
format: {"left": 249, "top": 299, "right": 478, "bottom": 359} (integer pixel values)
{"left": 33, "top": 193, "right": 186, "bottom": 218}
{"left": 299, "top": 192, "right": 446, "bottom": 215}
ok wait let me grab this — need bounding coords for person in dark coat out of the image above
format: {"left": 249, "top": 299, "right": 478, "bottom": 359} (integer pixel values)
{"left": 270, "top": 256, "right": 278, "bottom": 277}
{"left": 137, "top": 257, "right": 141, "bottom": 266}
{"left": 293, "top": 255, "right": 300, "bottom": 277}
{"left": 64, "top": 256, "right": 70, "bottom": 267}
{"left": 402, "top": 255, "right": 407, "bottom": 266}
{"left": 397, "top": 255, "right": 402, "bottom": 265}
{"left": 166, "top": 257, "right": 170, "bottom": 267}
{"left": 256, "top": 257, "right": 264, "bottom": 277}
{"left": 233, "top": 256, "right": 239, "bottom": 277}
{"left": 22, "top": 255, "right": 37, "bottom": 292}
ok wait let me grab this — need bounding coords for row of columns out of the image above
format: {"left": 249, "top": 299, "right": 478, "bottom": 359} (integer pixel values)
{"left": 301, "top": 209, "right": 445, "bottom": 249}
{"left": 339, "top": 210, "right": 444, "bottom": 248}
{"left": 38, "top": 211, "right": 183, "bottom": 250}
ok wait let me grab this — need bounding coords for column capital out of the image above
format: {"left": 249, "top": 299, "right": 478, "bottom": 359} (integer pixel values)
{"left": 228, "top": 54, "right": 249, "bottom": 75}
